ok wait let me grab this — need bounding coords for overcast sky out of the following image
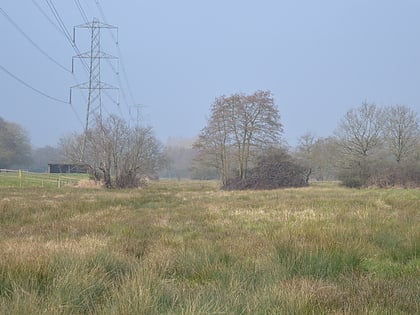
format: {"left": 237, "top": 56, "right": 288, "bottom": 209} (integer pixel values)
{"left": 1, "top": 1, "right": 420, "bottom": 148}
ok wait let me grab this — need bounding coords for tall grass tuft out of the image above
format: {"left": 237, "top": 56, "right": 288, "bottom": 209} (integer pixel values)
{"left": 275, "top": 242, "right": 363, "bottom": 279}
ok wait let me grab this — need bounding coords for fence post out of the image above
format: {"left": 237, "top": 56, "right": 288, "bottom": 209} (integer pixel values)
{"left": 18, "top": 169, "right": 22, "bottom": 188}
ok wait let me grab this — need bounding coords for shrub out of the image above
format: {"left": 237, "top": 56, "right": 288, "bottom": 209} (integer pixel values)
{"left": 223, "top": 148, "right": 308, "bottom": 190}
{"left": 337, "top": 165, "right": 365, "bottom": 188}
{"left": 366, "top": 162, "right": 420, "bottom": 188}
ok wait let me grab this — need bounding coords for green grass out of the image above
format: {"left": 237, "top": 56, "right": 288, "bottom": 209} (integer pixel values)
{"left": 0, "top": 170, "right": 87, "bottom": 188}
{"left": 0, "top": 180, "right": 419, "bottom": 314}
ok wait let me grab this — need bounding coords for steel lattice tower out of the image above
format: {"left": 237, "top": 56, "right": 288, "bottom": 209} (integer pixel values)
{"left": 71, "top": 19, "right": 118, "bottom": 158}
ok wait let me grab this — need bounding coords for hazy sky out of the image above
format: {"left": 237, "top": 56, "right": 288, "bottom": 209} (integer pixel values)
{"left": 1, "top": 1, "right": 420, "bottom": 148}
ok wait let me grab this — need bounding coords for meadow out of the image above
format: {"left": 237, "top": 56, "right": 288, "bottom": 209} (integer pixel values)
{"left": 0, "top": 169, "right": 85, "bottom": 188}
{"left": 0, "top": 179, "right": 419, "bottom": 314}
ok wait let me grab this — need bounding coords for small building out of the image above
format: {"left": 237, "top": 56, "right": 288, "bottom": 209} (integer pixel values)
{"left": 48, "top": 163, "right": 88, "bottom": 174}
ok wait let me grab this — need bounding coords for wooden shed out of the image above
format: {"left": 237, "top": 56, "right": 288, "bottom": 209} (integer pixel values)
{"left": 48, "top": 163, "right": 88, "bottom": 174}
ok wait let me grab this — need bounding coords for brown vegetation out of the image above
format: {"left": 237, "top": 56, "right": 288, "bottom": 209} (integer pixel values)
{"left": 0, "top": 181, "right": 418, "bottom": 314}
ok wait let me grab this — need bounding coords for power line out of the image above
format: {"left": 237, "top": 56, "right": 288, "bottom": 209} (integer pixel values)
{"left": 33, "top": 0, "right": 90, "bottom": 76}
{"left": 1, "top": 61, "right": 84, "bottom": 127}
{"left": 74, "top": 0, "right": 89, "bottom": 23}
{"left": 21, "top": 1, "right": 121, "bottom": 130}
{"left": 115, "top": 47, "right": 136, "bottom": 107}
{"left": 94, "top": 0, "right": 137, "bottom": 117}
{"left": 94, "top": 1, "right": 105, "bottom": 20}
{"left": 0, "top": 64, "right": 69, "bottom": 104}
{"left": 38, "top": 2, "right": 119, "bottom": 130}
{"left": 69, "top": 103, "right": 85, "bottom": 128}
{"left": 45, "top": 0, "right": 91, "bottom": 74}
{"left": 82, "top": 0, "right": 94, "bottom": 16}
{"left": 0, "top": 7, "right": 71, "bottom": 73}
{"left": 31, "top": 0, "right": 89, "bottom": 127}
{"left": 71, "top": 18, "right": 119, "bottom": 158}
{"left": 1, "top": 3, "right": 85, "bottom": 128}
{"left": 45, "top": 0, "right": 73, "bottom": 45}
{"left": 31, "top": 0, "right": 65, "bottom": 36}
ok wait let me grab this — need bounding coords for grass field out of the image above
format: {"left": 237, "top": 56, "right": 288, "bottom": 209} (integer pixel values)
{"left": 0, "top": 170, "right": 87, "bottom": 188}
{"left": 0, "top": 180, "right": 419, "bottom": 314}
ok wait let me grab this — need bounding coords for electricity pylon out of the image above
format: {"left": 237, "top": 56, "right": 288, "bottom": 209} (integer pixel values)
{"left": 70, "top": 18, "right": 118, "bottom": 159}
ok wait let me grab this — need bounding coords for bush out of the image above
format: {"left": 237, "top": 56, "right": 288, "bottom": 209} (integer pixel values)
{"left": 339, "top": 159, "right": 420, "bottom": 188}
{"left": 337, "top": 166, "right": 365, "bottom": 188}
{"left": 223, "top": 148, "right": 308, "bottom": 190}
{"left": 366, "top": 162, "right": 420, "bottom": 188}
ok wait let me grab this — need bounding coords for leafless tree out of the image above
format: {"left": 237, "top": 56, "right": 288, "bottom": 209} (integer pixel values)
{"left": 230, "top": 90, "right": 283, "bottom": 179}
{"left": 116, "top": 125, "right": 164, "bottom": 188}
{"left": 295, "top": 132, "right": 317, "bottom": 183}
{"left": 384, "top": 105, "right": 420, "bottom": 164}
{"left": 194, "top": 96, "right": 232, "bottom": 185}
{"left": 334, "top": 102, "right": 385, "bottom": 186}
{"left": 194, "top": 90, "right": 283, "bottom": 185}
{"left": 294, "top": 135, "right": 341, "bottom": 181}
{"left": 335, "top": 102, "right": 384, "bottom": 158}
{"left": 309, "top": 137, "right": 341, "bottom": 181}
{"left": 59, "top": 114, "right": 163, "bottom": 188}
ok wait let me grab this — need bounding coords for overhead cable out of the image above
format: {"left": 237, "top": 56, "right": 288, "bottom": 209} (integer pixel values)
{"left": 94, "top": 1, "right": 136, "bottom": 105}
{"left": 45, "top": 0, "right": 73, "bottom": 45}
{"left": 74, "top": 0, "right": 89, "bottom": 23}
{"left": 0, "top": 7, "right": 72, "bottom": 73}
{"left": 45, "top": 0, "right": 90, "bottom": 74}
{"left": 0, "top": 64, "right": 69, "bottom": 104}
{"left": 31, "top": 0, "right": 65, "bottom": 36}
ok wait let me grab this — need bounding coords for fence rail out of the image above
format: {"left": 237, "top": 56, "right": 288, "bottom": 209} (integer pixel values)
{"left": 0, "top": 169, "right": 84, "bottom": 188}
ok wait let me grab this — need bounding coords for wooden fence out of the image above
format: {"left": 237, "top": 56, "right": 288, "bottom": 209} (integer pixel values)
{"left": 0, "top": 169, "right": 84, "bottom": 188}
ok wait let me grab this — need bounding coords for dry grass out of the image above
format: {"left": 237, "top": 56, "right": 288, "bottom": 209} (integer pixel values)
{"left": 0, "top": 181, "right": 419, "bottom": 314}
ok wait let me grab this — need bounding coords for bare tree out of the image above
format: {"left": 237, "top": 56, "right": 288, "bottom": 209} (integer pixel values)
{"left": 117, "top": 125, "right": 164, "bottom": 188}
{"left": 310, "top": 137, "right": 341, "bottom": 181}
{"left": 194, "top": 90, "right": 283, "bottom": 185}
{"left": 194, "top": 96, "right": 232, "bottom": 185}
{"left": 294, "top": 135, "right": 341, "bottom": 181}
{"left": 295, "top": 132, "right": 317, "bottom": 183}
{"left": 384, "top": 105, "right": 420, "bottom": 164}
{"left": 335, "top": 102, "right": 384, "bottom": 158}
{"left": 335, "top": 102, "right": 385, "bottom": 186}
{"left": 59, "top": 114, "right": 163, "bottom": 188}
{"left": 230, "top": 90, "right": 282, "bottom": 179}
